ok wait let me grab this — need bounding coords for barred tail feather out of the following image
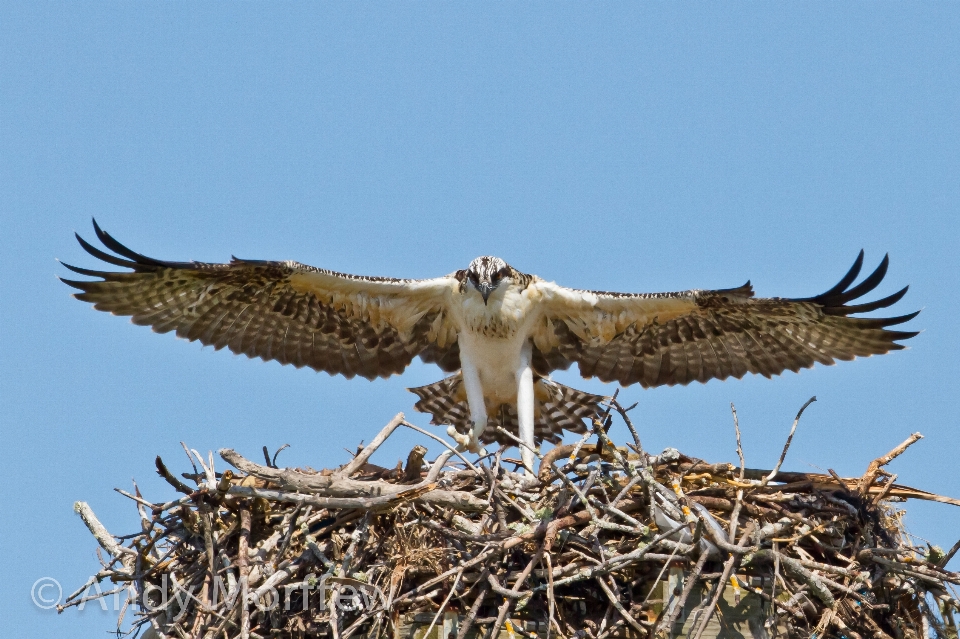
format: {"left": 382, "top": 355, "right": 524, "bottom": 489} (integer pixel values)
{"left": 408, "top": 374, "right": 608, "bottom": 446}
{"left": 408, "top": 374, "right": 472, "bottom": 435}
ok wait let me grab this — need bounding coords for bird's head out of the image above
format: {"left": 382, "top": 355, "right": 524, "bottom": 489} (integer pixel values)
{"left": 465, "top": 256, "right": 512, "bottom": 304}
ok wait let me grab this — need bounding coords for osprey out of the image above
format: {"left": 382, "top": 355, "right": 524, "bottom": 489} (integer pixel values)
{"left": 62, "top": 221, "right": 918, "bottom": 471}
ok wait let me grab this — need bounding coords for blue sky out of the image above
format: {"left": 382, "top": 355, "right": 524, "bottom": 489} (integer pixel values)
{"left": 3, "top": 4, "right": 959, "bottom": 636}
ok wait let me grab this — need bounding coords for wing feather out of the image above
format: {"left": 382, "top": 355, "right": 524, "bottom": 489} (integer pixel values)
{"left": 701, "top": 317, "right": 732, "bottom": 380}
{"left": 62, "top": 221, "right": 459, "bottom": 379}
{"left": 640, "top": 344, "right": 663, "bottom": 388}
{"left": 720, "top": 330, "right": 751, "bottom": 379}
{"left": 532, "top": 254, "right": 918, "bottom": 387}
{"left": 689, "top": 317, "right": 715, "bottom": 382}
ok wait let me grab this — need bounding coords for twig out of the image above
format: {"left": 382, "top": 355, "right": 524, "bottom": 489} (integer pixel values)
{"left": 595, "top": 576, "right": 645, "bottom": 635}
{"left": 857, "top": 432, "right": 924, "bottom": 495}
{"left": 399, "top": 420, "right": 483, "bottom": 476}
{"left": 225, "top": 482, "right": 436, "bottom": 511}
{"left": 871, "top": 474, "right": 899, "bottom": 506}
{"left": 611, "top": 398, "right": 644, "bottom": 455}
{"left": 545, "top": 552, "right": 557, "bottom": 639}
{"left": 760, "top": 396, "right": 816, "bottom": 487}
{"left": 420, "top": 568, "right": 464, "bottom": 639}
{"left": 238, "top": 508, "right": 251, "bottom": 639}
{"left": 425, "top": 449, "right": 456, "bottom": 483}
{"left": 456, "top": 572, "right": 490, "bottom": 639}
{"left": 74, "top": 502, "right": 135, "bottom": 562}
{"left": 155, "top": 456, "right": 194, "bottom": 494}
{"left": 339, "top": 413, "right": 405, "bottom": 476}
{"left": 731, "top": 402, "right": 745, "bottom": 481}
{"left": 486, "top": 548, "right": 545, "bottom": 637}
{"left": 729, "top": 402, "right": 746, "bottom": 540}
{"left": 219, "top": 448, "right": 487, "bottom": 511}
{"left": 939, "top": 537, "right": 960, "bottom": 569}
{"left": 271, "top": 443, "right": 290, "bottom": 467}
{"left": 689, "top": 521, "right": 757, "bottom": 639}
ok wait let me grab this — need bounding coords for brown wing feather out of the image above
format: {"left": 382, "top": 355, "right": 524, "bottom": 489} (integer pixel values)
{"left": 61, "top": 220, "right": 459, "bottom": 380}
{"left": 539, "top": 252, "right": 919, "bottom": 387}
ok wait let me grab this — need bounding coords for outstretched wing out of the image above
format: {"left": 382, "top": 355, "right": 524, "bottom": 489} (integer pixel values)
{"left": 61, "top": 220, "right": 461, "bottom": 380}
{"left": 530, "top": 252, "right": 919, "bottom": 387}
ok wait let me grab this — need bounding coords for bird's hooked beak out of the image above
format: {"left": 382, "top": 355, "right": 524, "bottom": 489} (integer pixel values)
{"left": 478, "top": 281, "right": 494, "bottom": 305}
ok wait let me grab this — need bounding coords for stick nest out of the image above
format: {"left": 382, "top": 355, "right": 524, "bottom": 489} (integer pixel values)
{"left": 65, "top": 402, "right": 960, "bottom": 639}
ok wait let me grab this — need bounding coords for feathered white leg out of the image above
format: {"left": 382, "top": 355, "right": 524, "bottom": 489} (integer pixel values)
{"left": 448, "top": 357, "right": 486, "bottom": 453}
{"left": 516, "top": 341, "right": 536, "bottom": 474}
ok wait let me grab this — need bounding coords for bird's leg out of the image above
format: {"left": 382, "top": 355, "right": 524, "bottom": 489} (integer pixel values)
{"left": 516, "top": 341, "right": 536, "bottom": 475}
{"left": 449, "top": 360, "right": 486, "bottom": 453}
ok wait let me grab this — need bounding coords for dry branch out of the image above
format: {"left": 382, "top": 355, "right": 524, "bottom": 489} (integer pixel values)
{"left": 65, "top": 406, "right": 960, "bottom": 639}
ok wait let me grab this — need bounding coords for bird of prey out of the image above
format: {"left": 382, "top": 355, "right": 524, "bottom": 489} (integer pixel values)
{"left": 62, "top": 221, "right": 918, "bottom": 472}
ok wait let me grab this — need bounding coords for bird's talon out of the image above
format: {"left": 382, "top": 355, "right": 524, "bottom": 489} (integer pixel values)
{"left": 466, "top": 434, "right": 482, "bottom": 454}
{"left": 447, "top": 426, "right": 473, "bottom": 451}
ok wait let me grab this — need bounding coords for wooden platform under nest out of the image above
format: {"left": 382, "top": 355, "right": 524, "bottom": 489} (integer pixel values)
{"left": 64, "top": 399, "right": 960, "bottom": 638}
